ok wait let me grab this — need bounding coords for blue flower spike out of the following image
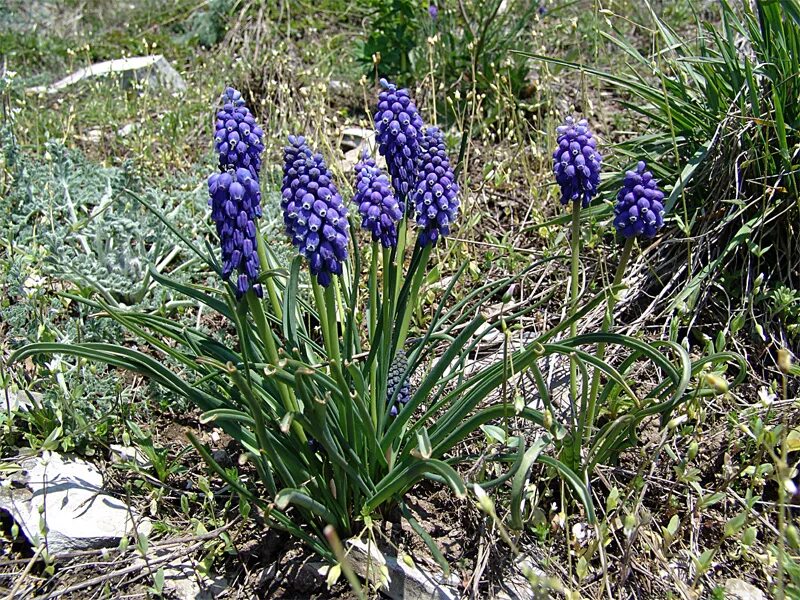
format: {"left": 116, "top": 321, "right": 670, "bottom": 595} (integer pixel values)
{"left": 353, "top": 151, "right": 403, "bottom": 248}
{"left": 374, "top": 79, "right": 425, "bottom": 212}
{"left": 208, "top": 87, "right": 264, "bottom": 299}
{"left": 552, "top": 116, "right": 602, "bottom": 208}
{"left": 281, "top": 136, "right": 350, "bottom": 287}
{"left": 613, "top": 161, "right": 666, "bottom": 239}
{"left": 413, "top": 126, "right": 460, "bottom": 246}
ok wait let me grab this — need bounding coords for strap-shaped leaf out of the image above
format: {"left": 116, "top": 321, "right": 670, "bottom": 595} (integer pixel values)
{"left": 364, "top": 459, "right": 466, "bottom": 514}
{"left": 149, "top": 267, "right": 232, "bottom": 318}
{"left": 510, "top": 436, "right": 550, "bottom": 530}
{"left": 282, "top": 256, "right": 303, "bottom": 349}
{"left": 276, "top": 489, "right": 341, "bottom": 528}
{"left": 399, "top": 502, "right": 450, "bottom": 576}
{"left": 539, "top": 455, "right": 596, "bottom": 523}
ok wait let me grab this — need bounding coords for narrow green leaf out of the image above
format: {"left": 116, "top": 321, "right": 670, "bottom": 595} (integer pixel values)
{"left": 510, "top": 436, "right": 550, "bottom": 530}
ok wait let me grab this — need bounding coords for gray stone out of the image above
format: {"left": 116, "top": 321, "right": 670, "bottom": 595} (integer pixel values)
{"left": 337, "top": 126, "right": 384, "bottom": 173}
{"left": 346, "top": 538, "right": 459, "bottom": 600}
{"left": 0, "top": 389, "right": 42, "bottom": 413}
{"left": 140, "top": 550, "right": 228, "bottom": 600}
{"left": 328, "top": 79, "right": 352, "bottom": 95}
{"left": 28, "top": 55, "right": 186, "bottom": 95}
{"left": 0, "top": 452, "right": 151, "bottom": 554}
{"left": 339, "top": 147, "right": 364, "bottom": 173}
{"left": 109, "top": 444, "right": 152, "bottom": 468}
{"left": 117, "top": 123, "right": 137, "bottom": 137}
{"left": 341, "top": 126, "right": 375, "bottom": 151}
{"left": 724, "top": 578, "right": 765, "bottom": 600}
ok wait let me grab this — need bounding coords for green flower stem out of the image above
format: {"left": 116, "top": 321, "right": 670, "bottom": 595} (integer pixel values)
{"left": 256, "top": 226, "right": 283, "bottom": 321}
{"left": 324, "top": 282, "right": 342, "bottom": 366}
{"left": 393, "top": 217, "right": 408, "bottom": 306}
{"left": 325, "top": 278, "right": 357, "bottom": 478}
{"left": 583, "top": 236, "right": 635, "bottom": 449}
{"left": 379, "top": 247, "right": 393, "bottom": 428}
{"left": 312, "top": 279, "right": 333, "bottom": 360}
{"left": 369, "top": 242, "right": 379, "bottom": 428}
{"left": 396, "top": 243, "right": 432, "bottom": 354}
{"left": 568, "top": 200, "right": 582, "bottom": 429}
{"left": 246, "top": 291, "right": 306, "bottom": 444}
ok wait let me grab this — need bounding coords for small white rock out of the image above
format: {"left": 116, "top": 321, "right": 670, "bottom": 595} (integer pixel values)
{"left": 724, "top": 578, "right": 765, "bottom": 600}
{"left": 345, "top": 538, "right": 459, "bottom": 600}
{"left": 27, "top": 55, "right": 186, "bottom": 95}
{"left": 0, "top": 452, "right": 150, "bottom": 554}
{"left": 117, "top": 123, "right": 137, "bottom": 137}
{"left": 341, "top": 126, "right": 376, "bottom": 151}
{"left": 109, "top": 444, "right": 152, "bottom": 468}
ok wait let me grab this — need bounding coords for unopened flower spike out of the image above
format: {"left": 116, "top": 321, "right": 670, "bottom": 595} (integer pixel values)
{"left": 413, "top": 126, "right": 460, "bottom": 246}
{"left": 281, "top": 136, "right": 350, "bottom": 287}
{"left": 214, "top": 87, "right": 265, "bottom": 180}
{"left": 387, "top": 350, "right": 411, "bottom": 417}
{"left": 208, "top": 87, "right": 264, "bottom": 299}
{"left": 353, "top": 151, "right": 403, "bottom": 248}
{"left": 552, "top": 116, "right": 602, "bottom": 208}
{"left": 374, "top": 79, "right": 425, "bottom": 212}
{"left": 613, "top": 161, "right": 666, "bottom": 238}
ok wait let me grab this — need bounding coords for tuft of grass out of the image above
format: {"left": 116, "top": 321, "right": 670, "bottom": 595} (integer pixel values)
{"left": 519, "top": 0, "right": 800, "bottom": 347}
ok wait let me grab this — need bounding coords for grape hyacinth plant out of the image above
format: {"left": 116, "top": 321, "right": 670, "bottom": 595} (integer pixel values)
{"left": 375, "top": 78, "right": 425, "bottom": 211}
{"left": 553, "top": 116, "right": 603, "bottom": 449}
{"left": 585, "top": 162, "right": 669, "bottom": 432}
{"left": 13, "top": 83, "right": 744, "bottom": 581}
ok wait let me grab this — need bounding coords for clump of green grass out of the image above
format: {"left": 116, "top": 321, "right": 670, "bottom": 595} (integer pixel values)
{"left": 521, "top": 1, "right": 800, "bottom": 345}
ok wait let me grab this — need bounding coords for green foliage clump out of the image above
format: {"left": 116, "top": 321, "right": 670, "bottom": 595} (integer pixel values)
{"left": 526, "top": 1, "right": 800, "bottom": 341}
{"left": 359, "top": 0, "right": 421, "bottom": 83}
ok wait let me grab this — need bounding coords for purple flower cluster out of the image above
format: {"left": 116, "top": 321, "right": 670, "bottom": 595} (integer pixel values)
{"left": 208, "top": 168, "right": 263, "bottom": 298}
{"left": 208, "top": 87, "right": 264, "bottom": 298}
{"left": 613, "top": 161, "right": 666, "bottom": 238}
{"left": 375, "top": 79, "right": 425, "bottom": 211}
{"left": 413, "top": 127, "right": 460, "bottom": 246}
{"left": 213, "top": 88, "right": 265, "bottom": 180}
{"left": 552, "top": 116, "right": 602, "bottom": 208}
{"left": 353, "top": 151, "right": 403, "bottom": 248}
{"left": 281, "top": 135, "right": 350, "bottom": 287}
